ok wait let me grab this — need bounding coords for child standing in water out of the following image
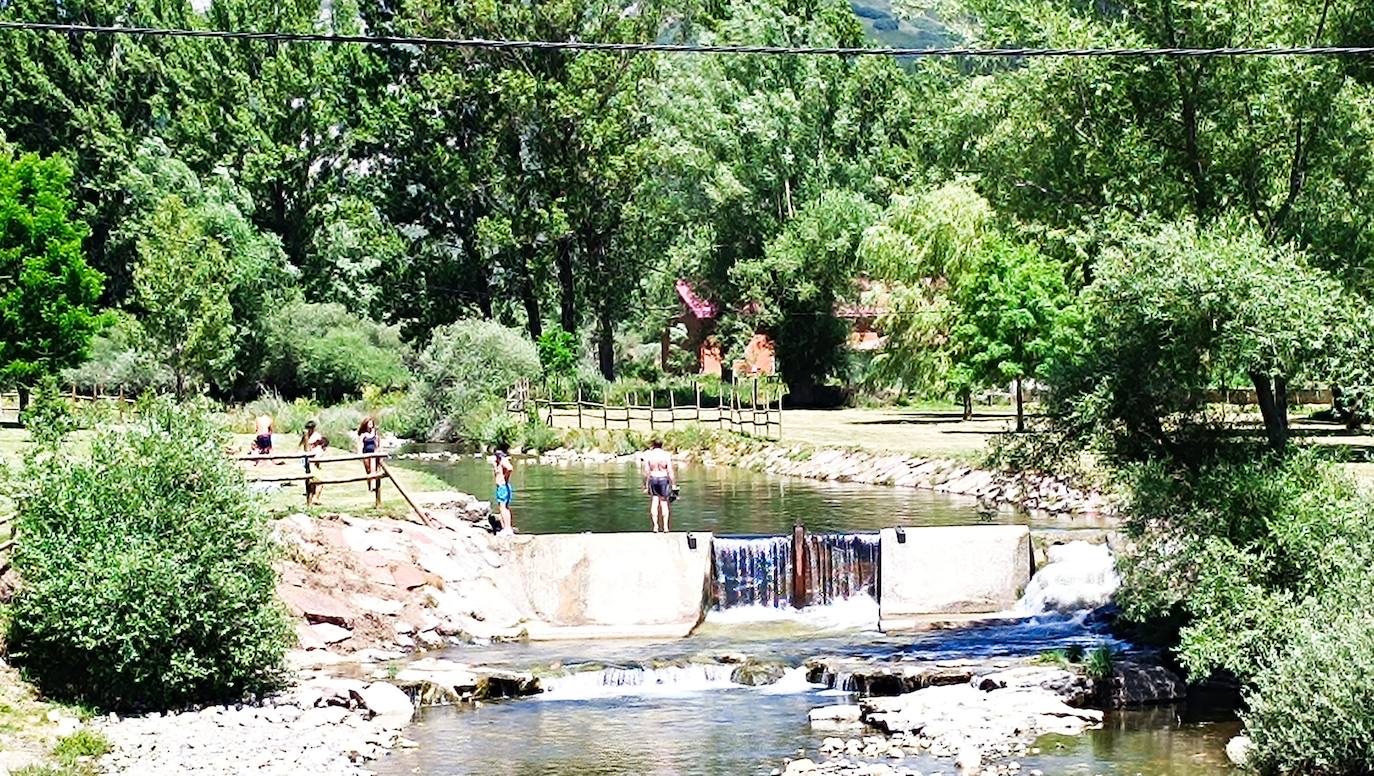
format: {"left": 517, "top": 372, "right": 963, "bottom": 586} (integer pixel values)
{"left": 493, "top": 442, "right": 515, "bottom": 535}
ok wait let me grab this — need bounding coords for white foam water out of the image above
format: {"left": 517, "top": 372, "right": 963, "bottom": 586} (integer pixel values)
{"left": 756, "top": 666, "right": 825, "bottom": 695}
{"left": 538, "top": 664, "right": 740, "bottom": 701}
{"left": 1014, "top": 541, "right": 1120, "bottom": 615}
{"left": 703, "top": 594, "right": 880, "bottom": 631}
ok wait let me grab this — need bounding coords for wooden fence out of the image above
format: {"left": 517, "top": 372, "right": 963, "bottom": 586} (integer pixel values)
{"left": 1, "top": 385, "right": 137, "bottom": 426}
{"left": 514, "top": 379, "right": 784, "bottom": 440}
{"left": 236, "top": 451, "right": 434, "bottom": 526}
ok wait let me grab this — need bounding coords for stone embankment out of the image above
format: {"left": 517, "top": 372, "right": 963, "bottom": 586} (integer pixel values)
{"left": 274, "top": 491, "right": 529, "bottom": 658}
{"left": 404, "top": 438, "right": 1114, "bottom": 518}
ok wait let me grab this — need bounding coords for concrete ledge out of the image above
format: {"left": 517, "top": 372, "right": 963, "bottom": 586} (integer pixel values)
{"left": 878, "top": 525, "right": 1031, "bottom": 631}
{"left": 509, "top": 532, "right": 712, "bottom": 640}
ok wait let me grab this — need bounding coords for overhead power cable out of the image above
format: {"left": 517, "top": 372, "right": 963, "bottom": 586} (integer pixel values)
{"left": 3, "top": 20, "right": 1374, "bottom": 58}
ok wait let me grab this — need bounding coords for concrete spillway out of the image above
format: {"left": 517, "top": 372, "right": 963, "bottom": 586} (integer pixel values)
{"left": 501, "top": 525, "right": 1034, "bottom": 640}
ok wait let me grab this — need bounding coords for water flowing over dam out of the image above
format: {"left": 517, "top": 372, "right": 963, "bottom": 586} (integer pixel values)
{"left": 710, "top": 533, "right": 879, "bottom": 610}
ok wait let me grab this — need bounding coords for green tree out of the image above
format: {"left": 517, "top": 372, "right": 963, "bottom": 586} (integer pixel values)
{"left": 732, "top": 189, "right": 879, "bottom": 391}
{"left": 860, "top": 181, "right": 998, "bottom": 415}
{"left": 1047, "top": 219, "right": 1351, "bottom": 458}
{"left": 949, "top": 240, "right": 1069, "bottom": 432}
{"left": 132, "top": 195, "right": 236, "bottom": 398}
{"left": 0, "top": 148, "right": 105, "bottom": 408}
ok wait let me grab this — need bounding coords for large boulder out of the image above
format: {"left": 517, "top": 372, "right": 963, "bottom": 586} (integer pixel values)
{"left": 1099, "top": 661, "right": 1187, "bottom": 707}
{"left": 356, "top": 682, "right": 414, "bottom": 720}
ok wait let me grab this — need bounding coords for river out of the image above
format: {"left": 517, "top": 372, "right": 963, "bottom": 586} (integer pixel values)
{"left": 377, "top": 456, "right": 1235, "bottom": 775}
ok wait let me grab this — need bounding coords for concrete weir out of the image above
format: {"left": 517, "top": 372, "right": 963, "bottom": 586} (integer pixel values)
{"left": 877, "top": 525, "right": 1032, "bottom": 631}
{"left": 504, "top": 525, "right": 1033, "bottom": 640}
{"left": 509, "top": 532, "right": 713, "bottom": 640}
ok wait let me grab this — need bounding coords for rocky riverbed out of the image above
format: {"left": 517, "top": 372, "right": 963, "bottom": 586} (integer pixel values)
{"left": 776, "top": 657, "right": 1186, "bottom": 776}
{"left": 97, "top": 678, "right": 416, "bottom": 775}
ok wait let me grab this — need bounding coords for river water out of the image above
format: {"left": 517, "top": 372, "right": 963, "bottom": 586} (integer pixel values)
{"left": 403, "top": 456, "right": 1116, "bottom": 535}
{"left": 377, "top": 458, "right": 1234, "bottom": 776}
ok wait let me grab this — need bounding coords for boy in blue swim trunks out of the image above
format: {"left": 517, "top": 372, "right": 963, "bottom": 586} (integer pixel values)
{"left": 493, "top": 442, "right": 515, "bottom": 534}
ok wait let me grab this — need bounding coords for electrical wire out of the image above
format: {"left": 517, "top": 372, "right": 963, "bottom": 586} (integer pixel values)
{"left": 3, "top": 20, "right": 1374, "bottom": 58}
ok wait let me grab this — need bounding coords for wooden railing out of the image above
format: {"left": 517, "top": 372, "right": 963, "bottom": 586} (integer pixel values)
{"left": 522, "top": 378, "right": 784, "bottom": 440}
{"left": 235, "top": 451, "right": 434, "bottom": 526}
{"left": 1, "top": 386, "right": 137, "bottom": 427}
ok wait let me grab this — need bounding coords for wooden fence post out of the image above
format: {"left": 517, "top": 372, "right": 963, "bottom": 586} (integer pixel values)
{"left": 374, "top": 455, "right": 384, "bottom": 509}
{"left": 577, "top": 386, "right": 584, "bottom": 429}
{"left": 694, "top": 381, "right": 702, "bottom": 424}
{"left": 791, "top": 522, "right": 808, "bottom": 609}
{"left": 649, "top": 389, "right": 656, "bottom": 431}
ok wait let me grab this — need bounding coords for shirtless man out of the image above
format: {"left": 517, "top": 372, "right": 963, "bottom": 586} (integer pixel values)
{"left": 493, "top": 442, "right": 515, "bottom": 535}
{"left": 641, "top": 439, "right": 676, "bottom": 533}
{"left": 252, "top": 413, "right": 274, "bottom": 459}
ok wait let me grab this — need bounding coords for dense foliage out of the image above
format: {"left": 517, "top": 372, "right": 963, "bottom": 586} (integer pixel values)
{"left": 0, "top": 147, "right": 105, "bottom": 405}
{"left": 263, "top": 302, "right": 408, "bottom": 402}
{"left": 2, "top": 400, "right": 291, "bottom": 710}
{"left": 404, "top": 320, "right": 540, "bottom": 441}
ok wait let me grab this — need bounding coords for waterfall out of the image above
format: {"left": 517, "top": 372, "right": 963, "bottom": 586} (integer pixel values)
{"left": 1015, "top": 541, "right": 1120, "bottom": 615}
{"left": 803, "top": 533, "right": 879, "bottom": 605}
{"left": 711, "top": 536, "right": 793, "bottom": 609}
{"left": 710, "top": 533, "right": 879, "bottom": 611}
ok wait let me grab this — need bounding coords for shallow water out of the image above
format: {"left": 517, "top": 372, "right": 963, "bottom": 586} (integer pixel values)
{"left": 402, "top": 456, "right": 1114, "bottom": 535}
{"left": 375, "top": 459, "right": 1226, "bottom": 776}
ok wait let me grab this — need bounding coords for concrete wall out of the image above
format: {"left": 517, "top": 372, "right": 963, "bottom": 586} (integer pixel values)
{"left": 878, "top": 525, "right": 1031, "bottom": 630}
{"left": 507, "top": 532, "right": 712, "bottom": 640}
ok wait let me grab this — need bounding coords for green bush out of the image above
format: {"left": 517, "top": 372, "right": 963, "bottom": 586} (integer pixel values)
{"left": 53, "top": 729, "right": 111, "bottom": 764}
{"left": 263, "top": 302, "right": 408, "bottom": 403}
{"left": 1244, "top": 611, "right": 1374, "bottom": 775}
{"left": 405, "top": 320, "right": 540, "bottom": 442}
{"left": 520, "top": 422, "right": 561, "bottom": 453}
{"left": 20, "top": 376, "right": 75, "bottom": 446}
{"left": 61, "top": 311, "right": 172, "bottom": 395}
{"left": 1115, "top": 449, "right": 1374, "bottom": 682}
{"left": 3, "top": 399, "right": 292, "bottom": 710}
{"left": 536, "top": 330, "right": 579, "bottom": 378}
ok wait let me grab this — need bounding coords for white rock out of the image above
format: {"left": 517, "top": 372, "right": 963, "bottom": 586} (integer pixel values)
{"left": 784, "top": 759, "right": 818, "bottom": 774}
{"left": 357, "top": 682, "right": 413, "bottom": 720}
{"left": 311, "top": 623, "right": 353, "bottom": 644}
{"left": 1226, "top": 735, "right": 1254, "bottom": 767}
{"left": 809, "top": 704, "right": 862, "bottom": 724}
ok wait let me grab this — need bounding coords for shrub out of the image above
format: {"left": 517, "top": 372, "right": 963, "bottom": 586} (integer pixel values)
{"left": 406, "top": 320, "right": 540, "bottom": 441}
{"left": 263, "top": 302, "right": 408, "bottom": 403}
{"left": 20, "top": 376, "right": 75, "bottom": 446}
{"left": 61, "top": 311, "right": 172, "bottom": 396}
{"left": 520, "top": 422, "right": 561, "bottom": 453}
{"left": 1083, "top": 645, "right": 1114, "bottom": 680}
{"left": 3, "top": 399, "right": 292, "bottom": 710}
{"left": 536, "top": 330, "right": 578, "bottom": 378}
{"left": 1244, "top": 610, "right": 1374, "bottom": 775}
{"left": 53, "top": 729, "right": 111, "bottom": 764}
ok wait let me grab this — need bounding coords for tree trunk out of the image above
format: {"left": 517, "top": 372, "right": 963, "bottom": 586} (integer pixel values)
{"left": 597, "top": 304, "right": 615, "bottom": 381}
{"left": 1014, "top": 377, "right": 1025, "bottom": 433}
{"left": 1250, "top": 371, "right": 1289, "bottom": 452}
{"left": 516, "top": 248, "right": 543, "bottom": 341}
{"left": 17, "top": 386, "right": 30, "bottom": 412}
{"left": 961, "top": 390, "right": 973, "bottom": 421}
{"left": 556, "top": 238, "right": 577, "bottom": 334}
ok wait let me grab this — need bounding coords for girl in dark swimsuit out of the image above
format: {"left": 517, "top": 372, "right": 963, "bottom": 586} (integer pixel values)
{"left": 357, "top": 416, "right": 380, "bottom": 489}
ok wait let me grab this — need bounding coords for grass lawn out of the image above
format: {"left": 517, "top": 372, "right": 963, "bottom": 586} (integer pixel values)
{"left": 778, "top": 407, "right": 1016, "bottom": 459}
{"left": 1, "top": 427, "right": 455, "bottom": 522}
{"left": 227, "top": 433, "right": 454, "bottom": 518}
